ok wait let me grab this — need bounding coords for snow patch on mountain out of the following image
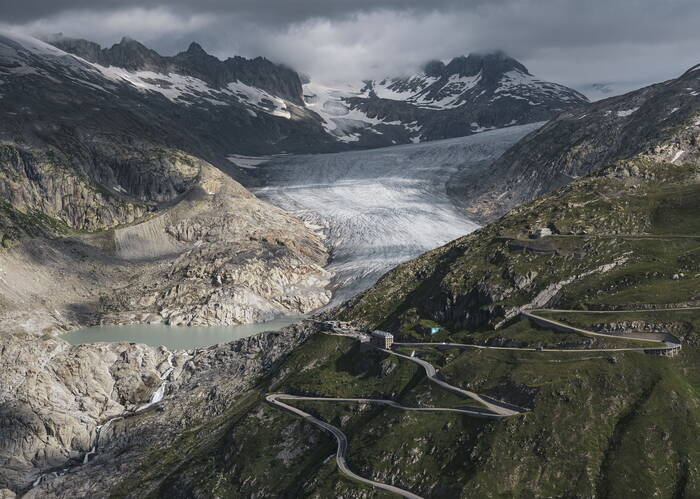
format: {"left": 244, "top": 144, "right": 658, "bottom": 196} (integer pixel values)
{"left": 0, "top": 31, "right": 66, "bottom": 57}
{"left": 415, "top": 72, "right": 482, "bottom": 109}
{"left": 616, "top": 107, "right": 639, "bottom": 117}
{"left": 368, "top": 71, "right": 482, "bottom": 109}
{"left": 90, "top": 65, "right": 296, "bottom": 118}
{"left": 494, "top": 69, "right": 580, "bottom": 104}
{"left": 227, "top": 155, "right": 276, "bottom": 169}
{"left": 226, "top": 81, "right": 292, "bottom": 118}
{"left": 303, "top": 81, "right": 396, "bottom": 142}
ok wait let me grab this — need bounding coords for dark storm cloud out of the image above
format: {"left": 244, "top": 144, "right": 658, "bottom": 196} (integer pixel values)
{"left": 3, "top": 0, "right": 700, "bottom": 94}
{"left": 1, "top": 0, "right": 479, "bottom": 24}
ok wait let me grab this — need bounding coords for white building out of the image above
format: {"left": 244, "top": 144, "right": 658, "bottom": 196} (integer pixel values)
{"left": 371, "top": 330, "right": 394, "bottom": 349}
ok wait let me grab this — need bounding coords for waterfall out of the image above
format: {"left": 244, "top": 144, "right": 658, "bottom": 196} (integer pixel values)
{"left": 138, "top": 351, "right": 175, "bottom": 411}
{"left": 32, "top": 351, "right": 181, "bottom": 488}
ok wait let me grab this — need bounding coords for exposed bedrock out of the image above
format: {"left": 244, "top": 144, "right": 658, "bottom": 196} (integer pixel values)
{"left": 0, "top": 155, "right": 331, "bottom": 332}
{"left": 0, "top": 323, "right": 316, "bottom": 494}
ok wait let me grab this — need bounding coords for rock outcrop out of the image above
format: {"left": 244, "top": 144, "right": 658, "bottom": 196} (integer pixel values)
{"left": 0, "top": 159, "right": 331, "bottom": 332}
{"left": 0, "top": 322, "right": 316, "bottom": 494}
{"left": 0, "top": 334, "right": 166, "bottom": 490}
{"left": 459, "top": 62, "right": 700, "bottom": 222}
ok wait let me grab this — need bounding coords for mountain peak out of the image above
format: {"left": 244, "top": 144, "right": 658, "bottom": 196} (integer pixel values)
{"left": 106, "top": 37, "right": 164, "bottom": 71}
{"left": 422, "top": 60, "right": 446, "bottom": 78}
{"left": 118, "top": 36, "right": 138, "bottom": 46}
{"left": 186, "top": 41, "right": 207, "bottom": 55}
{"left": 445, "top": 51, "right": 529, "bottom": 79}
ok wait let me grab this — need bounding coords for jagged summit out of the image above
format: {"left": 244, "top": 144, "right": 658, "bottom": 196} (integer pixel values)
{"left": 444, "top": 51, "right": 529, "bottom": 79}
{"left": 364, "top": 50, "right": 583, "bottom": 110}
{"left": 420, "top": 51, "right": 527, "bottom": 79}
{"left": 422, "top": 59, "right": 446, "bottom": 77}
{"left": 185, "top": 41, "right": 207, "bottom": 54}
{"left": 303, "top": 50, "right": 587, "bottom": 144}
{"left": 45, "top": 34, "right": 304, "bottom": 103}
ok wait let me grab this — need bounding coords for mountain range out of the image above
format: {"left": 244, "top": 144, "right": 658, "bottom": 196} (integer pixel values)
{"left": 2, "top": 27, "right": 700, "bottom": 499}
{"left": 304, "top": 52, "right": 587, "bottom": 144}
{"left": 0, "top": 31, "right": 586, "bottom": 154}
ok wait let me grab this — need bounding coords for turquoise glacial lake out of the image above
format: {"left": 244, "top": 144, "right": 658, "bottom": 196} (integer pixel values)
{"left": 62, "top": 316, "right": 305, "bottom": 350}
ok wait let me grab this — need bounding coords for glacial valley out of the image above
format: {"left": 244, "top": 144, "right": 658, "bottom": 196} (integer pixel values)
{"left": 246, "top": 123, "right": 541, "bottom": 305}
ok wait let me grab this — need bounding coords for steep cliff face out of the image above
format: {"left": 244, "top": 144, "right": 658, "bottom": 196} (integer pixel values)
{"left": 460, "top": 63, "right": 700, "bottom": 222}
{"left": 0, "top": 142, "right": 203, "bottom": 232}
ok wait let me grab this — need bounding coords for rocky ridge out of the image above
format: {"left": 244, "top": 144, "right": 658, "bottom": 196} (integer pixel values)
{"left": 459, "top": 62, "right": 700, "bottom": 222}
{"left": 51, "top": 35, "right": 305, "bottom": 104}
{"left": 304, "top": 52, "right": 587, "bottom": 145}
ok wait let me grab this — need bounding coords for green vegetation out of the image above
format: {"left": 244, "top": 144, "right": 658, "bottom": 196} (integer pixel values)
{"left": 0, "top": 199, "right": 72, "bottom": 248}
{"left": 111, "top": 126, "right": 700, "bottom": 497}
{"left": 338, "top": 159, "right": 700, "bottom": 338}
{"left": 539, "top": 309, "right": 700, "bottom": 347}
{"left": 109, "top": 321, "right": 700, "bottom": 498}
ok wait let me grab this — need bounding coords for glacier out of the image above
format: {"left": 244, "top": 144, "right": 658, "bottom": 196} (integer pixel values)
{"left": 248, "top": 123, "right": 542, "bottom": 306}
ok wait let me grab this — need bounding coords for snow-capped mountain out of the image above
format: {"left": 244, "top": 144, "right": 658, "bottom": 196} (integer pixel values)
{"left": 301, "top": 52, "right": 588, "bottom": 144}
{"left": 0, "top": 30, "right": 338, "bottom": 158}
{"left": 367, "top": 53, "right": 582, "bottom": 110}
{"left": 49, "top": 35, "right": 305, "bottom": 115}
{"left": 0, "top": 31, "right": 587, "bottom": 155}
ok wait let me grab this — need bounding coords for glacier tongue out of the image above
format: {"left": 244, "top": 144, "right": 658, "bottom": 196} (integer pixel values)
{"left": 251, "top": 123, "right": 541, "bottom": 306}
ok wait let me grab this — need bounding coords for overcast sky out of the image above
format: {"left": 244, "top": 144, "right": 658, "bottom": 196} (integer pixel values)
{"left": 3, "top": 0, "right": 700, "bottom": 94}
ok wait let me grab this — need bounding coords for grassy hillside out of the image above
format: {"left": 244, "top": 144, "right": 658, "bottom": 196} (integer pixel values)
{"left": 336, "top": 155, "right": 700, "bottom": 338}
{"left": 100, "top": 110, "right": 700, "bottom": 499}
{"left": 107, "top": 320, "right": 700, "bottom": 498}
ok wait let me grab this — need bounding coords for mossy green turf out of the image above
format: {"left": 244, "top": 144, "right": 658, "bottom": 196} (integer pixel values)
{"left": 398, "top": 316, "right": 660, "bottom": 349}
{"left": 110, "top": 157, "right": 700, "bottom": 497}
{"left": 110, "top": 328, "right": 700, "bottom": 498}
{"left": 337, "top": 161, "right": 700, "bottom": 337}
{"left": 0, "top": 199, "right": 72, "bottom": 248}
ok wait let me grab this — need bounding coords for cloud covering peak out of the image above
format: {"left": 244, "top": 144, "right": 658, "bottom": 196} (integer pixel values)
{"left": 3, "top": 0, "right": 700, "bottom": 93}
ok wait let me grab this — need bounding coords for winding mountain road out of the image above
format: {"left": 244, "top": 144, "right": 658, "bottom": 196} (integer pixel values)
{"left": 266, "top": 394, "right": 425, "bottom": 499}
{"left": 267, "top": 308, "right": 689, "bottom": 496}
{"left": 396, "top": 341, "right": 657, "bottom": 353}
{"left": 381, "top": 348, "right": 522, "bottom": 416}
{"left": 266, "top": 342, "right": 521, "bottom": 498}
{"left": 522, "top": 309, "right": 683, "bottom": 350}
